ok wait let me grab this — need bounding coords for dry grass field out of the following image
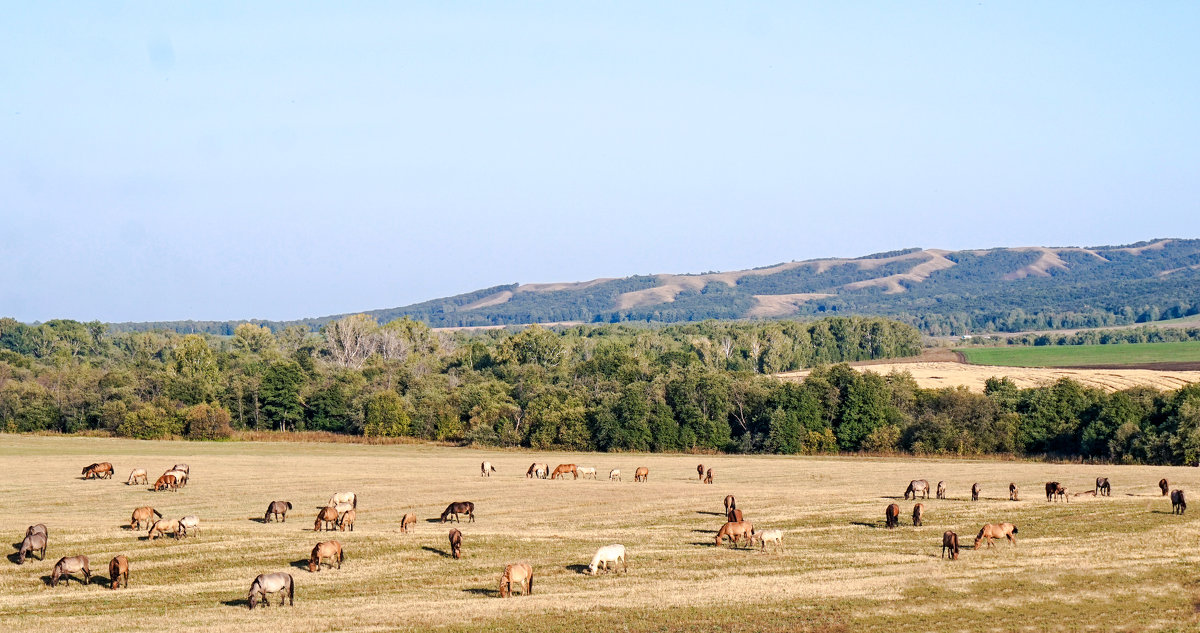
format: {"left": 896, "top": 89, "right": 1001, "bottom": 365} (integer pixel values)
{"left": 778, "top": 362, "right": 1200, "bottom": 393}
{"left": 2, "top": 436, "right": 1199, "bottom": 632}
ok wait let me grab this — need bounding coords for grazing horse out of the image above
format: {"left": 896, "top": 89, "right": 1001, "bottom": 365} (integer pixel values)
{"left": 1171, "top": 489, "right": 1186, "bottom": 514}
{"left": 751, "top": 529, "right": 784, "bottom": 554}
{"left": 885, "top": 503, "right": 900, "bottom": 529}
{"left": 148, "top": 518, "right": 180, "bottom": 540}
{"left": 716, "top": 521, "right": 755, "bottom": 547}
{"left": 17, "top": 532, "right": 47, "bottom": 564}
{"left": 337, "top": 509, "right": 355, "bottom": 532}
{"left": 176, "top": 516, "right": 200, "bottom": 538}
{"left": 1045, "top": 482, "right": 1061, "bottom": 502}
{"left": 609, "top": 469, "right": 621, "bottom": 482}
{"left": 941, "top": 531, "right": 959, "bottom": 560}
{"left": 498, "top": 563, "right": 533, "bottom": 597}
{"left": 1160, "top": 478, "right": 1170, "bottom": 496}
{"left": 161, "top": 469, "right": 188, "bottom": 487}
{"left": 247, "top": 572, "right": 294, "bottom": 609}
{"left": 172, "top": 464, "right": 190, "bottom": 476}
{"left": 441, "top": 502, "right": 475, "bottom": 523}
{"left": 314, "top": 506, "right": 339, "bottom": 531}
{"left": 109, "top": 555, "right": 128, "bottom": 589}
{"left": 577, "top": 467, "right": 598, "bottom": 480}
{"left": 153, "top": 474, "right": 179, "bottom": 492}
{"left": 1096, "top": 477, "right": 1111, "bottom": 496}
{"left": 724, "top": 495, "right": 736, "bottom": 515}
{"left": 1056, "top": 484, "right": 1069, "bottom": 502}
{"left": 634, "top": 467, "right": 649, "bottom": 482}
{"left": 704, "top": 468, "right": 714, "bottom": 484}
{"left": 265, "top": 501, "right": 292, "bottom": 523}
{"left": 27, "top": 523, "right": 47, "bottom": 538}
{"left": 526, "top": 463, "right": 549, "bottom": 479}
{"left": 1009, "top": 483, "right": 1019, "bottom": 501}
{"left": 126, "top": 468, "right": 147, "bottom": 485}
{"left": 329, "top": 492, "right": 357, "bottom": 509}
{"left": 697, "top": 464, "right": 705, "bottom": 481}
{"left": 400, "top": 513, "right": 417, "bottom": 533}
{"left": 51, "top": 555, "right": 90, "bottom": 586}
{"left": 971, "top": 483, "right": 981, "bottom": 501}
{"left": 936, "top": 481, "right": 946, "bottom": 499}
{"left": 904, "top": 480, "right": 930, "bottom": 500}
{"left": 974, "top": 523, "right": 1018, "bottom": 549}
{"left": 82, "top": 462, "right": 113, "bottom": 480}
{"left": 481, "top": 461, "right": 496, "bottom": 477}
{"left": 588, "top": 544, "right": 626, "bottom": 575}
{"left": 308, "top": 541, "right": 343, "bottom": 571}
{"left": 448, "top": 528, "right": 462, "bottom": 559}
{"left": 131, "top": 507, "right": 162, "bottom": 530}
{"left": 551, "top": 464, "right": 578, "bottom": 480}
{"left": 727, "top": 508, "right": 744, "bottom": 523}
{"left": 912, "top": 503, "right": 924, "bottom": 527}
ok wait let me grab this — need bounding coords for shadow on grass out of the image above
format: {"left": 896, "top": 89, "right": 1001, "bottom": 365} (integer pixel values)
{"left": 289, "top": 559, "right": 312, "bottom": 571}
{"left": 7, "top": 551, "right": 29, "bottom": 564}
{"left": 691, "top": 528, "right": 717, "bottom": 534}
{"left": 565, "top": 564, "right": 590, "bottom": 574}
{"left": 249, "top": 517, "right": 271, "bottom": 524}
{"left": 222, "top": 598, "right": 249, "bottom": 608}
{"left": 695, "top": 511, "right": 725, "bottom": 517}
{"left": 463, "top": 588, "right": 496, "bottom": 597}
{"left": 1150, "top": 510, "right": 1180, "bottom": 515}
{"left": 40, "top": 574, "right": 93, "bottom": 586}
{"left": 422, "top": 546, "right": 451, "bottom": 558}
{"left": 425, "top": 518, "right": 444, "bottom": 524}
{"left": 849, "top": 521, "right": 881, "bottom": 529}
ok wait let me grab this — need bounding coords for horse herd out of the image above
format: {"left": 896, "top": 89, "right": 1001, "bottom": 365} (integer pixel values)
{"left": 520, "top": 461, "right": 656, "bottom": 482}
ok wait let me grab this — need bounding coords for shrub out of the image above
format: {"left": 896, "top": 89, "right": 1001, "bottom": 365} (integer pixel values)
{"left": 116, "top": 405, "right": 181, "bottom": 439}
{"left": 184, "top": 403, "right": 234, "bottom": 440}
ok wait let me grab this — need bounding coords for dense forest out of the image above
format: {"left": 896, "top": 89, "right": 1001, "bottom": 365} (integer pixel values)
{"left": 3, "top": 315, "right": 1200, "bottom": 465}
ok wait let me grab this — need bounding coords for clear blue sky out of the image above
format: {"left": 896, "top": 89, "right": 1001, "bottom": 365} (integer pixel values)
{"left": 4, "top": 2, "right": 1198, "bottom": 323}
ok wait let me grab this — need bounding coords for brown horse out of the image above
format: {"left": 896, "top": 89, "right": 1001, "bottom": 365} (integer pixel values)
{"left": 697, "top": 464, "right": 705, "bottom": 481}
{"left": 1096, "top": 477, "right": 1111, "bottom": 496}
{"left": 448, "top": 528, "right": 462, "bottom": 559}
{"left": 265, "top": 501, "right": 292, "bottom": 523}
{"left": 1009, "top": 483, "right": 1019, "bottom": 501}
{"left": 441, "top": 501, "right": 475, "bottom": 523}
{"left": 941, "top": 531, "right": 959, "bottom": 560}
{"left": 1160, "top": 478, "right": 1170, "bottom": 496}
{"left": 51, "top": 555, "right": 90, "bottom": 586}
{"left": 551, "top": 464, "right": 578, "bottom": 480}
{"left": 131, "top": 507, "right": 162, "bottom": 530}
{"left": 499, "top": 563, "right": 533, "bottom": 597}
{"left": 109, "top": 555, "right": 129, "bottom": 589}
{"left": 1045, "top": 481, "right": 1062, "bottom": 502}
{"left": 912, "top": 503, "right": 924, "bottom": 527}
{"left": 974, "top": 523, "right": 1018, "bottom": 549}
{"left": 337, "top": 509, "right": 355, "bottom": 532}
{"left": 152, "top": 473, "right": 179, "bottom": 492}
{"left": 308, "top": 541, "right": 343, "bottom": 571}
{"left": 885, "top": 503, "right": 900, "bottom": 529}
{"left": 400, "top": 512, "right": 417, "bottom": 533}
{"left": 82, "top": 462, "right": 113, "bottom": 480}
{"left": 727, "top": 508, "right": 743, "bottom": 523}
{"left": 526, "top": 463, "right": 549, "bottom": 479}
{"left": 314, "top": 506, "right": 339, "bottom": 531}
{"left": 18, "top": 532, "right": 47, "bottom": 564}
{"left": 147, "top": 518, "right": 180, "bottom": 540}
{"left": 716, "top": 521, "right": 755, "bottom": 547}
{"left": 704, "top": 468, "right": 714, "bottom": 484}
{"left": 634, "top": 466, "right": 649, "bottom": 482}
{"left": 1171, "top": 489, "right": 1186, "bottom": 514}
{"left": 723, "top": 495, "right": 736, "bottom": 515}
{"left": 971, "top": 483, "right": 981, "bottom": 501}
{"left": 936, "top": 481, "right": 946, "bottom": 499}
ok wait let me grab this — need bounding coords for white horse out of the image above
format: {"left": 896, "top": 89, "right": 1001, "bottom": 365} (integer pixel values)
{"left": 126, "top": 468, "right": 147, "bottom": 485}
{"left": 577, "top": 467, "right": 598, "bottom": 480}
{"left": 609, "top": 468, "right": 621, "bottom": 481}
{"left": 334, "top": 501, "right": 355, "bottom": 516}
{"left": 587, "top": 544, "right": 627, "bottom": 575}
{"left": 329, "top": 492, "right": 357, "bottom": 509}
{"left": 752, "top": 529, "right": 784, "bottom": 554}
{"left": 247, "top": 572, "right": 294, "bottom": 609}
{"left": 481, "top": 461, "right": 496, "bottom": 477}
{"left": 177, "top": 515, "right": 201, "bottom": 538}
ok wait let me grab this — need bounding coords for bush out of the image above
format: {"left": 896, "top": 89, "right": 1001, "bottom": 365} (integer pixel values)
{"left": 116, "top": 405, "right": 181, "bottom": 439}
{"left": 184, "top": 403, "right": 234, "bottom": 440}
{"left": 362, "top": 391, "right": 411, "bottom": 437}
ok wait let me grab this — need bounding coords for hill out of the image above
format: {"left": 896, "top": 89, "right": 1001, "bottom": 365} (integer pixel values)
{"left": 109, "top": 238, "right": 1200, "bottom": 335}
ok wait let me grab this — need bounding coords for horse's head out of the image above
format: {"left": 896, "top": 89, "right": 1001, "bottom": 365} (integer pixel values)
{"left": 248, "top": 592, "right": 259, "bottom": 610}
{"left": 307, "top": 556, "right": 318, "bottom": 572}
{"left": 973, "top": 537, "right": 983, "bottom": 550}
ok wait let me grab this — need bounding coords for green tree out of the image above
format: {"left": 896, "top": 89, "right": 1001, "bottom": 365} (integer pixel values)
{"left": 260, "top": 361, "right": 304, "bottom": 431}
{"left": 169, "top": 335, "right": 219, "bottom": 405}
{"left": 362, "top": 390, "right": 411, "bottom": 437}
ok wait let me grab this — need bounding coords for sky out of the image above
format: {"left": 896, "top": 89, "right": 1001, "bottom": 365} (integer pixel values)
{"left": 3, "top": 2, "right": 1198, "bottom": 323}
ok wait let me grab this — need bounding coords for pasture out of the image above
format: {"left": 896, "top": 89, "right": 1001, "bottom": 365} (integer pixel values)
{"left": 2, "top": 436, "right": 1199, "bottom": 632}
{"left": 959, "top": 341, "right": 1200, "bottom": 369}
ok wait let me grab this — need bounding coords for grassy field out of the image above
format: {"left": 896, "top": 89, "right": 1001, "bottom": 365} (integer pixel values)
{"left": 959, "top": 341, "right": 1200, "bottom": 368}
{"left": 1, "top": 436, "right": 1199, "bottom": 632}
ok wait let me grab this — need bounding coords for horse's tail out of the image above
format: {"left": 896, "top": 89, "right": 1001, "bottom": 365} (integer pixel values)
{"left": 288, "top": 575, "right": 295, "bottom": 605}
{"left": 352, "top": 494, "right": 357, "bottom": 509}
{"left": 1011, "top": 526, "right": 1018, "bottom": 534}
{"left": 153, "top": 509, "right": 162, "bottom": 518}
{"left": 527, "top": 568, "right": 533, "bottom": 595}
{"left": 286, "top": 502, "right": 293, "bottom": 510}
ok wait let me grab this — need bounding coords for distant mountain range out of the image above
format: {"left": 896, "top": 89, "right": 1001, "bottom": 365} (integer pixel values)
{"left": 111, "top": 238, "right": 1200, "bottom": 335}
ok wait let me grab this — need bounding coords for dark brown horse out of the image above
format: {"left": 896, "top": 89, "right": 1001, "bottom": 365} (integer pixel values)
{"left": 1171, "top": 489, "right": 1186, "bottom": 514}
{"left": 109, "top": 555, "right": 128, "bottom": 589}
{"left": 1045, "top": 481, "right": 1064, "bottom": 502}
{"left": 82, "top": 462, "right": 113, "bottom": 480}
{"left": 265, "top": 501, "right": 292, "bottom": 523}
{"left": 704, "top": 468, "right": 714, "bottom": 484}
{"left": 448, "top": 528, "right": 462, "bottom": 559}
{"left": 885, "top": 503, "right": 900, "bottom": 529}
{"left": 723, "top": 495, "right": 736, "bottom": 515}
{"left": 441, "top": 501, "right": 475, "bottom": 523}
{"left": 51, "top": 555, "right": 90, "bottom": 586}
{"left": 941, "top": 531, "right": 959, "bottom": 560}
{"left": 971, "top": 483, "right": 981, "bottom": 501}
{"left": 727, "top": 508, "right": 743, "bottom": 523}
{"left": 1095, "top": 477, "right": 1111, "bottom": 496}
{"left": 697, "top": 464, "right": 705, "bottom": 481}
{"left": 550, "top": 464, "right": 578, "bottom": 480}
{"left": 1160, "top": 478, "right": 1170, "bottom": 496}
{"left": 1009, "top": 483, "right": 1019, "bottom": 501}
{"left": 912, "top": 503, "right": 924, "bottom": 527}
{"left": 314, "top": 506, "right": 339, "bottom": 531}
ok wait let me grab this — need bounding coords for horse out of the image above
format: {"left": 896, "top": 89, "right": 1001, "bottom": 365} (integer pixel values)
{"left": 17, "top": 532, "right": 47, "bottom": 564}
{"left": 329, "top": 492, "right": 357, "bottom": 509}
{"left": 27, "top": 523, "right": 47, "bottom": 538}
{"left": 333, "top": 502, "right": 355, "bottom": 516}
{"left": 441, "top": 501, "right": 475, "bottom": 523}
{"left": 265, "top": 501, "right": 292, "bottom": 523}
{"left": 609, "top": 469, "right": 621, "bottom": 482}
{"left": 588, "top": 544, "right": 626, "bottom": 575}
{"left": 82, "top": 462, "right": 113, "bottom": 480}
{"left": 1045, "top": 482, "right": 1060, "bottom": 502}
{"left": 727, "top": 508, "right": 744, "bottom": 523}
{"left": 884, "top": 503, "right": 900, "bottom": 529}
{"left": 751, "top": 529, "right": 784, "bottom": 554}
{"left": 527, "top": 463, "right": 549, "bottom": 479}
{"left": 1160, "top": 478, "right": 1170, "bottom": 496}
{"left": 904, "top": 479, "right": 930, "bottom": 500}
{"left": 126, "top": 468, "right": 147, "bottom": 485}
{"left": 936, "top": 481, "right": 946, "bottom": 499}
{"left": 498, "top": 563, "right": 533, "bottom": 597}
{"left": 724, "top": 495, "right": 736, "bottom": 515}
{"left": 716, "top": 521, "right": 755, "bottom": 548}
{"left": 1009, "top": 483, "right": 1019, "bottom": 501}
{"left": 51, "top": 555, "right": 90, "bottom": 586}
{"left": 152, "top": 473, "right": 179, "bottom": 492}
{"left": 697, "top": 464, "right": 705, "bottom": 481}
{"left": 634, "top": 467, "right": 649, "bottom": 482}
{"left": 481, "top": 461, "right": 496, "bottom": 477}
{"left": 974, "top": 523, "right": 1018, "bottom": 549}
{"left": 130, "top": 507, "right": 162, "bottom": 530}
{"left": 551, "top": 464, "right": 578, "bottom": 480}
{"left": 161, "top": 469, "right": 188, "bottom": 487}
{"left": 704, "top": 468, "right": 714, "bottom": 484}
{"left": 577, "top": 467, "right": 598, "bottom": 480}
{"left": 248, "top": 572, "right": 294, "bottom": 609}
{"left": 1171, "top": 489, "right": 1186, "bottom": 514}
{"left": 941, "top": 531, "right": 959, "bottom": 560}
{"left": 1096, "top": 477, "right": 1111, "bottom": 496}
{"left": 314, "top": 506, "right": 339, "bottom": 531}
{"left": 337, "top": 509, "right": 355, "bottom": 532}
{"left": 308, "top": 541, "right": 343, "bottom": 571}
{"left": 109, "top": 555, "right": 128, "bottom": 589}
{"left": 1056, "top": 484, "right": 1069, "bottom": 502}
{"left": 172, "top": 464, "right": 190, "bottom": 476}
{"left": 147, "top": 518, "right": 180, "bottom": 540}
{"left": 448, "top": 528, "right": 462, "bottom": 559}
{"left": 176, "top": 516, "right": 200, "bottom": 538}
{"left": 400, "top": 513, "right": 417, "bottom": 533}
{"left": 971, "top": 483, "right": 981, "bottom": 501}
{"left": 912, "top": 503, "right": 924, "bottom": 527}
